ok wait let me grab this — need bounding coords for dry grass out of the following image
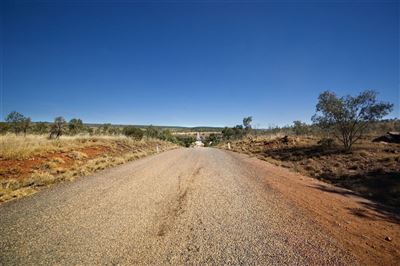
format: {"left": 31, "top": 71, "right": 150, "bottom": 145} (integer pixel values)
{"left": 0, "top": 134, "right": 158, "bottom": 160}
{"left": 221, "top": 135, "right": 400, "bottom": 207}
{"left": 0, "top": 134, "right": 177, "bottom": 203}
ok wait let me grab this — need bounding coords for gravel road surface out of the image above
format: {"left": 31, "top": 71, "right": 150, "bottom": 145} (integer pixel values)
{"left": 0, "top": 148, "right": 356, "bottom": 265}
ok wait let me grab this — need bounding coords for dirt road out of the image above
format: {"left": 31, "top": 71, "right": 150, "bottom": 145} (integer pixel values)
{"left": 0, "top": 148, "right": 379, "bottom": 265}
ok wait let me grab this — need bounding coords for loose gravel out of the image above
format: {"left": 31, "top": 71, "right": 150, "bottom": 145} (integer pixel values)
{"left": 0, "top": 148, "right": 356, "bottom": 265}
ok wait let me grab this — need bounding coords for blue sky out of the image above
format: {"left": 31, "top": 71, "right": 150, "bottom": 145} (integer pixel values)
{"left": 1, "top": 0, "right": 399, "bottom": 127}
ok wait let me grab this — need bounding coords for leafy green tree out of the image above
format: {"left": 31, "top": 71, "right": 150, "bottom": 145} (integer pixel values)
{"left": 243, "top": 116, "right": 252, "bottom": 132}
{"left": 312, "top": 90, "right": 393, "bottom": 150}
{"left": 5, "top": 111, "right": 26, "bottom": 135}
{"left": 123, "top": 126, "right": 144, "bottom": 140}
{"left": 50, "top": 117, "right": 66, "bottom": 139}
{"left": 68, "top": 118, "right": 84, "bottom": 135}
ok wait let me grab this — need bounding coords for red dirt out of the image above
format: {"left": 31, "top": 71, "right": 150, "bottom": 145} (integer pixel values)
{"left": 80, "top": 146, "right": 110, "bottom": 157}
{"left": 0, "top": 145, "right": 111, "bottom": 180}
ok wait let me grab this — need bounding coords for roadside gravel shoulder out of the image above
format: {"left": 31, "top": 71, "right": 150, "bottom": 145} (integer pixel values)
{"left": 223, "top": 149, "right": 400, "bottom": 265}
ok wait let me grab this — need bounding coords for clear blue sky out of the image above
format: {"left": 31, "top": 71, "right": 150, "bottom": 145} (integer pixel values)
{"left": 1, "top": 0, "right": 399, "bottom": 127}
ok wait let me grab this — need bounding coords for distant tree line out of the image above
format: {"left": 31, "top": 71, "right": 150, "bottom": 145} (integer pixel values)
{"left": 221, "top": 116, "right": 253, "bottom": 140}
{"left": 0, "top": 113, "right": 97, "bottom": 138}
{"left": 0, "top": 112, "right": 208, "bottom": 146}
{"left": 1, "top": 90, "right": 394, "bottom": 151}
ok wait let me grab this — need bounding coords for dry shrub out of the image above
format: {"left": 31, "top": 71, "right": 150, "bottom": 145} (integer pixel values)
{"left": 0, "top": 167, "right": 22, "bottom": 178}
{"left": 0, "top": 187, "right": 37, "bottom": 202}
{"left": 41, "top": 161, "right": 59, "bottom": 170}
{"left": 357, "top": 150, "right": 370, "bottom": 157}
{"left": 50, "top": 167, "right": 67, "bottom": 175}
{"left": 50, "top": 157, "right": 65, "bottom": 164}
{"left": 27, "top": 171, "right": 56, "bottom": 186}
{"left": 68, "top": 151, "right": 88, "bottom": 160}
{"left": 0, "top": 172, "right": 55, "bottom": 202}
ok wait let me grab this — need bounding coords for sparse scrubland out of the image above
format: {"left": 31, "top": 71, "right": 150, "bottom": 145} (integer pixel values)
{"left": 0, "top": 112, "right": 219, "bottom": 202}
{"left": 218, "top": 90, "right": 399, "bottom": 208}
{"left": 0, "top": 134, "right": 177, "bottom": 202}
{"left": 220, "top": 134, "right": 400, "bottom": 207}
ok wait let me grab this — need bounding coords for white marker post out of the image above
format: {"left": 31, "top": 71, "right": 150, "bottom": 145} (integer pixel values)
{"left": 227, "top": 142, "right": 231, "bottom": 150}
{"left": 156, "top": 145, "right": 159, "bottom": 153}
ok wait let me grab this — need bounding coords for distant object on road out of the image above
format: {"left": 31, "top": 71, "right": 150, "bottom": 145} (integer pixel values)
{"left": 373, "top": 132, "right": 400, "bottom": 144}
{"left": 194, "top": 132, "right": 204, "bottom": 147}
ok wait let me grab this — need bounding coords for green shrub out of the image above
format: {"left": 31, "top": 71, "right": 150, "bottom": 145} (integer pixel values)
{"left": 175, "top": 135, "right": 195, "bottom": 147}
{"left": 123, "top": 126, "right": 144, "bottom": 140}
{"left": 145, "top": 125, "right": 161, "bottom": 138}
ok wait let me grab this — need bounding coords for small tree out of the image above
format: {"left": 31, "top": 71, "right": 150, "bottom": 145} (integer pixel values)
{"left": 50, "top": 117, "right": 66, "bottom": 139}
{"left": 312, "top": 90, "right": 393, "bottom": 151}
{"left": 68, "top": 118, "right": 84, "bottom": 135}
{"left": 243, "top": 116, "right": 253, "bottom": 132}
{"left": 123, "top": 126, "right": 144, "bottom": 140}
{"left": 5, "top": 111, "right": 25, "bottom": 135}
{"left": 293, "top": 120, "right": 308, "bottom": 136}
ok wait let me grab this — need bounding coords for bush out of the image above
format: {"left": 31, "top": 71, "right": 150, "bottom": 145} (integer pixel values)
{"left": 68, "top": 118, "right": 84, "bottom": 135}
{"left": 160, "top": 129, "right": 176, "bottom": 142}
{"left": 49, "top": 117, "right": 66, "bottom": 139}
{"left": 32, "top": 122, "right": 48, "bottom": 134}
{"left": 205, "top": 133, "right": 221, "bottom": 146}
{"left": 5, "top": 111, "right": 31, "bottom": 136}
{"left": 312, "top": 90, "right": 393, "bottom": 150}
{"left": 175, "top": 135, "right": 195, "bottom": 147}
{"left": 123, "top": 126, "right": 144, "bottom": 140}
{"left": 222, "top": 125, "right": 245, "bottom": 140}
{"left": 145, "top": 125, "right": 161, "bottom": 138}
